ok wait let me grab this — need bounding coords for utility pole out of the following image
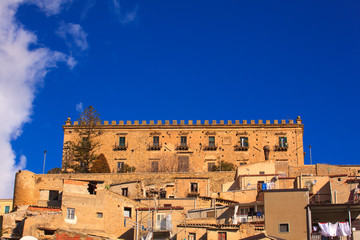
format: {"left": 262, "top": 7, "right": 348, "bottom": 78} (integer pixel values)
{"left": 309, "top": 145, "right": 312, "bottom": 165}
{"left": 43, "top": 150, "right": 47, "bottom": 174}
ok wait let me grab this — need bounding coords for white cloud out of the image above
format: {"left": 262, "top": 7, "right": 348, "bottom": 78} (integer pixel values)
{"left": 57, "top": 22, "right": 88, "bottom": 51}
{"left": 76, "top": 102, "right": 84, "bottom": 112}
{"left": 0, "top": 0, "right": 73, "bottom": 198}
{"left": 111, "top": 0, "right": 137, "bottom": 25}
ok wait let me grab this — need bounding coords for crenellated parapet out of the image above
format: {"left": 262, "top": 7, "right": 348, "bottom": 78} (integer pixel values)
{"left": 64, "top": 116, "right": 303, "bottom": 128}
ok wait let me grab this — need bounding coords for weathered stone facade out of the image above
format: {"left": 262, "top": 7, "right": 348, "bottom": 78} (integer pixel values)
{"left": 62, "top": 117, "right": 304, "bottom": 173}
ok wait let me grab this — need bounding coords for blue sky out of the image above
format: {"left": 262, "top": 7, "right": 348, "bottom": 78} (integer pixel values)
{"left": 1, "top": 0, "right": 360, "bottom": 196}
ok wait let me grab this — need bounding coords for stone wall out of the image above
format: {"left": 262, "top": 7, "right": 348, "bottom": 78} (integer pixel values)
{"left": 62, "top": 117, "right": 304, "bottom": 173}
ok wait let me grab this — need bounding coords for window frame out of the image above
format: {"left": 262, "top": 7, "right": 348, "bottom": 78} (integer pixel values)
{"left": 153, "top": 136, "right": 160, "bottom": 146}
{"left": 124, "top": 207, "right": 132, "bottom": 218}
{"left": 190, "top": 183, "right": 198, "bottom": 193}
{"left": 4, "top": 205, "right": 10, "bottom": 214}
{"left": 66, "top": 208, "right": 75, "bottom": 219}
{"left": 279, "top": 223, "right": 290, "bottom": 233}
{"left": 119, "top": 137, "right": 126, "bottom": 147}
{"left": 122, "top": 187, "right": 128, "bottom": 197}
{"left": 279, "top": 137, "right": 288, "bottom": 148}
{"left": 209, "top": 136, "right": 215, "bottom": 147}
{"left": 117, "top": 161, "right": 124, "bottom": 173}
{"left": 240, "top": 137, "right": 249, "bottom": 147}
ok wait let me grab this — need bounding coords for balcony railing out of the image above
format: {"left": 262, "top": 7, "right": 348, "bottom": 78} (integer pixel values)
{"left": 148, "top": 143, "right": 162, "bottom": 151}
{"left": 113, "top": 143, "right": 128, "bottom": 151}
{"left": 175, "top": 143, "right": 190, "bottom": 151}
{"left": 203, "top": 144, "right": 217, "bottom": 151}
{"left": 234, "top": 145, "right": 249, "bottom": 151}
{"left": 274, "top": 144, "right": 288, "bottom": 151}
{"left": 187, "top": 191, "right": 200, "bottom": 197}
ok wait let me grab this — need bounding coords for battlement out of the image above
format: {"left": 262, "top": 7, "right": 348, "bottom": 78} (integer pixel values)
{"left": 64, "top": 116, "right": 303, "bottom": 127}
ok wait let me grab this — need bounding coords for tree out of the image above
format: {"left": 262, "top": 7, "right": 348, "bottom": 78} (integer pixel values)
{"left": 119, "top": 163, "right": 136, "bottom": 173}
{"left": 212, "top": 161, "right": 235, "bottom": 171}
{"left": 90, "top": 154, "right": 110, "bottom": 173}
{"left": 47, "top": 168, "right": 62, "bottom": 174}
{"left": 66, "top": 106, "right": 102, "bottom": 173}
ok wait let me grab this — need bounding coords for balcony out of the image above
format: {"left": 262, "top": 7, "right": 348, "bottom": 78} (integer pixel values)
{"left": 234, "top": 145, "right": 249, "bottom": 151}
{"left": 148, "top": 143, "right": 162, "bottom": 151}
{"left": 203, "top": 144, "right": 217, "bottom": 151}
{"left": 274, "top": 144, "right": 288, "bottom": 151}
{"left": 175, "top": 143, "right": 190, "bottom": 151}
{"left": 113, "top": 143, "right": 128, "bottom": 151}
{"left": 187, "top": 191, "right": 200, "bottom": 197}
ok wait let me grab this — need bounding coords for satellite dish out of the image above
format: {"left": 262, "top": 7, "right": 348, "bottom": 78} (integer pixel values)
{"left": 21, "top": 236, "right": 38, "bottom": 240}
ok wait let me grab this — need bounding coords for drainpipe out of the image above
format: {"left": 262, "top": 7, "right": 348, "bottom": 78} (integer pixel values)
{"left": 135, "top": 209, "right": 139, "bottom": 240}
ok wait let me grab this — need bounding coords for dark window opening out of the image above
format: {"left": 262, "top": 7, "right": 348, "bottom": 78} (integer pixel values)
{"left": 124, "top": 207, "right": 132, "bottom": 218}
{"left": 153, "top": 136, "right": 160, "bottom": 147}
{"left": 122, "top": 188, "right": 128, "bottom": 197}
{"left": 117, "top": 162, "right": 124, "bottom": 173}
{"left": 88, "top": 182, "right": 97, "bottom": 195}
{"left": 119, "top": 137, "right": 126, "bottom": 146}
{"left": 209, "top": 136, "right": 215, "bottom": 147}
{"left": 279, "top": 137, "right": 288, "bottom": 148}
{"left": 189, "top": 233, "right": 196, "bottom": 240}
{"left": 160, "top": 191, "right": 166, "bottom": 198}
{"left": 4, "top": 206, "right": 10, "bottom": 214}
{"left": 190, "top": 183, "right": 198, "bottom": 193}
{"left": 49, "top": 190, "right": 59, "bottom": 201}
{"left": 97, "top": 212, "right": 103, "bottom": 218}
{"left": 208, "top": 162, "right": 215, "bottom": 172}
{"left": 259, "top": 171, "right": 265, "bottom": 175}
{"left": 13, "top": 220, "right": 23, "bottom": 235}
{"left": 338, "top": 178, "right": 341, "bottom": 182}
{"left": 44, "top": 230, "right": 56, "bottom": 235}
{"left": 240, "top": 137, "right": 249, "bottom": 147}
{"left": 239, "top": 162, "right": 247, "bottom": 166}
{"left": 181, "top": 136, "right": 187, "bottom": 147}
{"left": 279, "top": 223, "right": 289, "bottom": 232}
{"left": 151, "top": 161, "right": 159, "bottom": 172}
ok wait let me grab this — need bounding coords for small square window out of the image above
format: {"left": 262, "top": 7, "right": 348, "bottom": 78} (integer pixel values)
{"left": 49, "top": 190, "right": 59, "bottom": 201}
{"left": 188, "top": 233, "right": 196, "bottom": 240}
{"left": 208, "top": 162, "right": 215, "bottom": 172}
{"left": 190, "top": 183, "right": 198, "bottom": 193}
{"left": 97, "top": 212, "right": 103, "bottom": 218}
{"left": 67, "top": 208, "right": 75, "bottom": 219}
{"left": 279, "top": 223, "right": 289, "bottom": 233}
{"left": 4, "top": 206, "right": 10, "bottom": 214}
{"left": 338, "top": 178, "right": 341, "bottom": 182}
{"left": 124, "top": 207, "right": 132, "bottom": 218}
{"left": 151, "top": 161, "right": 159, "bottom": 172}
{"left": 122, "top": 188, "right": 128, "bottom": 197}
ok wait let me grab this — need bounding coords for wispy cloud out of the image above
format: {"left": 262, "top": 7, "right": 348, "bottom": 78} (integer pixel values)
{"left": 81, "top": 0, "right": 97, "bottom": 20}
{"left": 76, "top": 102, "right": 84, "bottom": 112}
{"left": 111, "top": 0, "right": 138, "bottom": 25}
{"left": 57, "top": 22, "right": 89, "bottom": 51}
{"left": 0, "top": 0, "right": 74, "bottom": 198}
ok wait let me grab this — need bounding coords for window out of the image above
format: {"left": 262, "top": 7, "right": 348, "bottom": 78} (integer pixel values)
{"left": 124, "top": 207, "right": 132, "bottom": 218}
{"left": 151, "top": 161, "right": 159, "bottom": 172}
{"left": 259, "top": 171, "right": 265, "bottom": 175}
{"left": 188, "top": 233, "right": 196, "bottom": 240}
{"left": 67, "top": 208, "right": 75, "bottom": 219}
{"left": 122, "top": 188, "right": 128, "bottom": 197}
{"left": 180, "top": 136, "right": 187, "bottom": 146}
{"left": 279, "top": 223, "right": 289, "bottom": 232}
{"left": 153, "top": 136, "right": 159, "bottom": 147}
{"left": 208, "top": 162, "right": 215, "bottom": 172}
{"left": 44, "top": 230, "right": 55, "bottom": 235}
{"left": 156, "top": 213, "right": 166, "bottom": 230}
{"left": 117, "top": 162, "right": 124, "bottom": 173}
{"left": 218, "top": 232, "right": 226, "bottom": 240}
{"left": 49, "top": 190, "right": 59, "bottom": 201}
{"left": 239, "top": 162, "right": 247, "bottom": 166}
{"left": 279, "top": 137, "right": 288, "bottom": 148}
{"left": 209, "top": 136, "right": 215, "bottom": 147}
{"left": 119, "top": 137, "right": 126, "bottom": 147}
{"left": 240, "top": 137, "right": 249, "bottom": 147}
{"left": 4, "top": 206, "right": 10, "bottom": 214}
{"left": 190, "top": 183, "right": 198, "bottom": 193}
{"left": 97, "top": 212, "right": 103, "bottom": 218}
